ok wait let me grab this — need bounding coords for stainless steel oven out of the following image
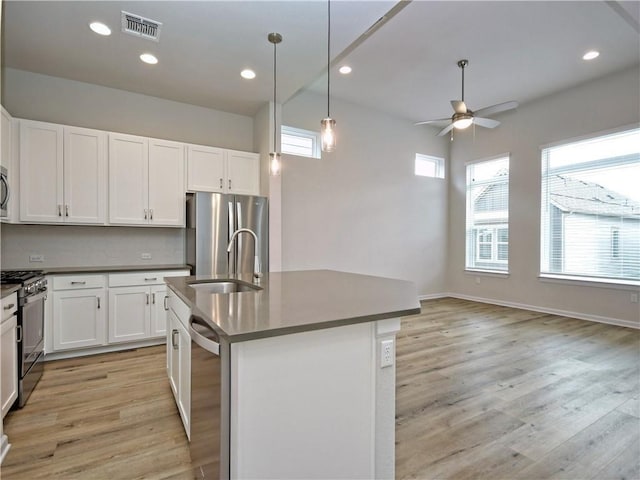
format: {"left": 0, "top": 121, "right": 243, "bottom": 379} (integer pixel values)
{"left": 1, "top": 165, "right": 9, "bottom": 218}
{"left": 0, "top": 271, "right": 46, "bottom": 408}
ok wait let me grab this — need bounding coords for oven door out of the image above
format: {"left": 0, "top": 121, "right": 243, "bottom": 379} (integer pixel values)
{"left": 20, "top": 289, "right": 46, "bottom": 377}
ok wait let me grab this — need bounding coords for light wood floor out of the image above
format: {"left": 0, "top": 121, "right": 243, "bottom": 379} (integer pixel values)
{"left": 2, "top": 298, "right": 639, "bottom": 479}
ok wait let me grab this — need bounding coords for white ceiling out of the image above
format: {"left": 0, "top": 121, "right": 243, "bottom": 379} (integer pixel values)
{"left": 2, "top": 1, "right": 639, "bottom": 123}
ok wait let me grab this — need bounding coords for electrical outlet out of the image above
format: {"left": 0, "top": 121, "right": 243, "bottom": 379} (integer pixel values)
{"left": 381, "top": 339, "right": 394, "bottom": 368}
{"left": 29, "top": 254, "right": 44, "bottom": 262}
{"left": 631, "top": 293, "right": 639, "bottom": 304}
{"left": 141, "top": 253, "right": 152, "bottom": 260}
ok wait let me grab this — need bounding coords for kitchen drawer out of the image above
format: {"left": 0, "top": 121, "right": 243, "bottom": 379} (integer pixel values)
{"left": 52, "top": 274, "right": 106, "bottom": 291}
{"left": 108, "top": 270, "right": 190, "bottom": 287}
{"left": 1, "top": 292, "right": 18, "bottom": 322}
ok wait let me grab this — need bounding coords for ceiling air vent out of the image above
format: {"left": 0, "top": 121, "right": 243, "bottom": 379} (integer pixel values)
{"left": 121, "top": 11, "right": 162, "bottom": 42}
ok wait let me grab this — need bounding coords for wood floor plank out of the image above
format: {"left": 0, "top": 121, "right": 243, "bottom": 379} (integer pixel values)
{"left": 2, "top": 298, "right": 638, "bottom": 479}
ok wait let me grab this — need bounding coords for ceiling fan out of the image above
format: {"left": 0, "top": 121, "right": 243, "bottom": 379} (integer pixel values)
{"left": 415, "top": 59, "right": 518, "bottom": 137}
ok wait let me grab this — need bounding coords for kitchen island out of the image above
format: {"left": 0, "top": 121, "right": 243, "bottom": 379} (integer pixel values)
{"left": 165, "top": 270, "right": 420, "bottom": 480}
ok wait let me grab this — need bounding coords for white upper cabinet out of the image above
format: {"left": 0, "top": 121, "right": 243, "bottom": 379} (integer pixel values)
{"left": 186, "top": 144, "right": 259, "bottom": 195}
{"left": 64, "top": 127, "right": 107, "bottom": 224}
{"left": 20, "top": 120, "right": 106, "bottom": 224}
{"left": 109, "top": 134, "right": 184, "bottom": 227}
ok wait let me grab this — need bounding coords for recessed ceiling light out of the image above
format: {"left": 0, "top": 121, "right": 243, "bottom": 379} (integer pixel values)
{"left": 140, "top": 53, "right": 158, "bottom": 65}
{"left": 89, "top": 21, "right": 111, "bottom": 36}
{"left": 241, "top": 69, "right": 256, "bottom": 80}
{"left": 583, "top": 50, "right": 600, "bottom": 61}
{"left": 339, "top": 65, "right": 352, "bottom": 75}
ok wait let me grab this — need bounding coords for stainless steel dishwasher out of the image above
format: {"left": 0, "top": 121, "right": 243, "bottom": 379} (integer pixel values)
{"left": 190, "top": 315, "right": 229, "bottom": 479}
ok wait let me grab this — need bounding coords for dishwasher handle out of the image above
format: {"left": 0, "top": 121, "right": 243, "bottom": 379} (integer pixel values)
{"left": 189, "top": 315, "right": 220, "bottom": 356}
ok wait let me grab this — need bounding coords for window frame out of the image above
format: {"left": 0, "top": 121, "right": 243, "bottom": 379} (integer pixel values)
{"left": 415, "top": 153, "right": 445, "bottom": 179}
{"left": 281, "top": 125, "right": 321, "bottom": 159}
{"left": 539, "top": 125, "right": 640, "bottom": 286}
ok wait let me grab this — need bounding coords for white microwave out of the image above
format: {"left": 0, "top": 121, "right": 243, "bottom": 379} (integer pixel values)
{"left": 0, "top": 165, "right": 8, "bottom": 218}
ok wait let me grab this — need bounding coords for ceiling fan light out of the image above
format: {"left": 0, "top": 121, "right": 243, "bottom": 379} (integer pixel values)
{"left": 453, "top": 117, "right": 473, "bottom": 130}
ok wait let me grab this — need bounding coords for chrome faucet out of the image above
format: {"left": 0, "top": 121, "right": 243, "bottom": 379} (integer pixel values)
{"left": 227, "top": 228, "right": 262, "bottom": 283}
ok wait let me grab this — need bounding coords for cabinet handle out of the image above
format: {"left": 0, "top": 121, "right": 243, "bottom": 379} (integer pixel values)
{"left": 65, "top": 204, "right": 69, "bottom": 217}
{"left": 97, "top": 297, "right": 101, "bottom": 309}
{"left": 144, "top": 277, "right": 157, "bottom": 281}
{"left": 152, "top": 292, "right": 156, "bottom": 304}
{"left": 146, "top": 293, "right": 150, "bottom": 305}
{"left": 150, "top": 209, "right": 153, "bottom": 220}
{"left": 163, "top": 296, "right": 168, "bottom": 311}
{"left": 219, "top": 178, "right": 223, "bottom": 189}
{"left": 171, "top": 329, "right": 179, "bottom": 349}
{"left": 228, "top": 179, "right": 231, "bottom": 189}
{"left": 71, "top": 281, "right": 86, "bottom": 285}
{"left": 16, "top": 325, "right": 22, "bottom": 342}
{"left": 144, "top": 209, "right": 148, "bottom": 220}
{"left": 58, "top": 204, "right": 62, "bottom": 217}
{"left": 3, "top": 303, "right": 15, "bottom": 310}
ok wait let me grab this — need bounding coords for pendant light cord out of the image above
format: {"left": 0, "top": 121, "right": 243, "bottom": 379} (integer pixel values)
{"left": 273, "top": 38, "right": 277, "bottom": 151}
{"left": 327, "top": 0, "right": 331, "bottom": 117}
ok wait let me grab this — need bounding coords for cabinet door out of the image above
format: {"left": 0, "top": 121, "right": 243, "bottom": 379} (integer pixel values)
{"left": 186, "top": 144, "right": 226, "bottom": 193}
{"left": 109, "top": 286, "right": 151, "bottom": 343}
{"left": 64, "top": 127, "right": 107, "bottom": 224}
{"left": 1, "top": 315, "right": 18, "bottom": 417}
{"left": 52, "top": 288, "right": 106, "bottom": 350}
{"left": 19, "top": 120, "right": 64, "bottom": 222}
{"left": 150, "top": 284, "right": 168, "bottom": 337}
{"left": 109, "top": 133, "right": 149, "bottom": 225}
{"left": 167, "top": 309, "right": 180, "bottom": 398}
{"left": 148, "top": 139, "right": 185, "bottom": 226}
{"left": 177, "top": 317, "right": 191, "bottom": 437}
{"left": 227, "top": 150, "right": 260, "bottom": 195}
{"left": 1, "top": 107, "right": 11, "bottom": 171}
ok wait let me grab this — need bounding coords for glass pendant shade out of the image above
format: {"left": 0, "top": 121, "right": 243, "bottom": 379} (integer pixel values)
{"left": 321, "top": 117, "right": 336, "bottom": 153}
{"left": 453, "top": 117, "right": 473, "bottom": 130}
{"left": 269, "top": 152, "right": 281, "bottom": 176}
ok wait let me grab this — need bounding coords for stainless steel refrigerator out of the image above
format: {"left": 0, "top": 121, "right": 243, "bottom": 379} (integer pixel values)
{"left": 186, "top": 192, "right": 268, "bottom": 276}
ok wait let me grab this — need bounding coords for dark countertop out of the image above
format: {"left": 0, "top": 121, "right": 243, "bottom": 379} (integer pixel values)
{"left": 1, "top": 284, "right": 21, "bottom": 299}
{"left": 166, "top": 270, "right": 421, "bottom": 343}
{"left": 10, "top": 265, "right": 191, "bottom": 275}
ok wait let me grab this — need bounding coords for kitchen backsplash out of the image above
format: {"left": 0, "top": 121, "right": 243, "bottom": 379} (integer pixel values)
{"left": 0, "top": 224, "right": 185, "bottom": 269}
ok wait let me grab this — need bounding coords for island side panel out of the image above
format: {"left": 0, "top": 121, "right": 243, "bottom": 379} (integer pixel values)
{"left": 230, "top": 322, "right": 377, "bottom": 479}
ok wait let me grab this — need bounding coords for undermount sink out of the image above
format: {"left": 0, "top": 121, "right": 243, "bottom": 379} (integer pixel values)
{"left": 188, "top": 280, "right": 262, "bottom": 294}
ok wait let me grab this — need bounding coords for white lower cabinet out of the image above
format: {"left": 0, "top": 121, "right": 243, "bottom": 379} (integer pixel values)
{"left": 52, "top": 288, "right": 106, "bottom": 350}
{"left": 47, "top": 269, "right": 189, "bottom": 354}
{"left": 1, "top": 293, "right": 19, "bottom": 418}
{"left": 166, "top": 288, "right": 191, "bottom": 438}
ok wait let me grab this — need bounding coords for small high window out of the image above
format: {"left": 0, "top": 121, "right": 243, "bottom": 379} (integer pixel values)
{"left": 281, "top": 126, "right": 321, "bottom": 159}
{"left": 415, "top": 154, "right": 445, "bottom": 178}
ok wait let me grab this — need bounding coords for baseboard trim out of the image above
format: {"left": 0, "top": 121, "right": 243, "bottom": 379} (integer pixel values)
{"left": 440, "top": 292, "right": 639, "bottom": 330}
{"left": 44, "top": 338, "right": 165, "bottom": 361}
{"left": 418, "top": 293, "right": 448, "bottom": 301}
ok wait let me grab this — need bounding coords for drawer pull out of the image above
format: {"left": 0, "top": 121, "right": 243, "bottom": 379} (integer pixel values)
{"left": 3, "top": 303, "right": 15, "bottom": 310}
{"left": 71, "top": 281, "right": 87, "bottom": 285}
{"left": 163, "top": 296, "right": 169, "bottom": 311}
{"left": 144, "top": 277, "right": 157, "bottom": 281}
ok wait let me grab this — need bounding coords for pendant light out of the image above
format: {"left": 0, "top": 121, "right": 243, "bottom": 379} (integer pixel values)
{"left": 268, "top": 32, "right": 283, "bottom": 176}
{"left": 320, "top": 0, "right": 336, "bottom": 153}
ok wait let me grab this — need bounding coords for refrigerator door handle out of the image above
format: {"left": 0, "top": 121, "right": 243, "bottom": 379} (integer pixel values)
{"left": 228, "top": 201, "right": 235, "bottom": 274}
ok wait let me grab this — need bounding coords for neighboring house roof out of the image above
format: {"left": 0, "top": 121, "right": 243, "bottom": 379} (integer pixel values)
{"left": 549, "top": 174, "right": 640, "bottom": 218}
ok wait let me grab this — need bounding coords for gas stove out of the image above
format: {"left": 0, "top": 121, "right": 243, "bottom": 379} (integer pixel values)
{"left": 0, "top": 270, "right": 44, "bottom": 285}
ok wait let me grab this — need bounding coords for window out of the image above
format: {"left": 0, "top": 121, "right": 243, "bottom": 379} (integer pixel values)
{"left": 415, "top": 154, "right": 445, "bottom": 178}
{"left": 466, "top": 155, "right": 510, "bottom": 272}
{"left": 281, "top": 125, "right": 321, "bottom": 159}
{"left": 541, "top": 127, "right": 640, "bottom": 284}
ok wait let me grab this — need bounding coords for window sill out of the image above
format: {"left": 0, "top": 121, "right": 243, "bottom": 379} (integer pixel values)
{"left": 465, "top": 269, "right": 510, "bottom": 278}
{"left": 539, "top": 274, "right": 640, "bottom": 290}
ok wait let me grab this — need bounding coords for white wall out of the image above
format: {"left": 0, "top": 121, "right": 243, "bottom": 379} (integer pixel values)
{"left": 448, "top": 66, "right": 640, "bottom": 327}
{"left": 281, "top": 91, "right": 448, "bottom": 296}
{"left": 2, "top": 68, "right": 254, "bottom": 151}
{"left": 0, "top": 223, "right": 184, "bottom": 269}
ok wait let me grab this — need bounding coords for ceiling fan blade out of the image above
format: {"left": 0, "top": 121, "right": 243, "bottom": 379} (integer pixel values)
{"left": 473, "top": 117, "right": 500, "bottom": 129}
{"left": 414, "top": 118, "right": 451, "bottom": 127}
{"left": 437, "top": 123, "right": 456, "bottom": 137}
{"left": 451, "top": 100, "right": 467, "bottom": 114}
{"left": 474, "top": 101, "right": 518, "bottom": 118}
